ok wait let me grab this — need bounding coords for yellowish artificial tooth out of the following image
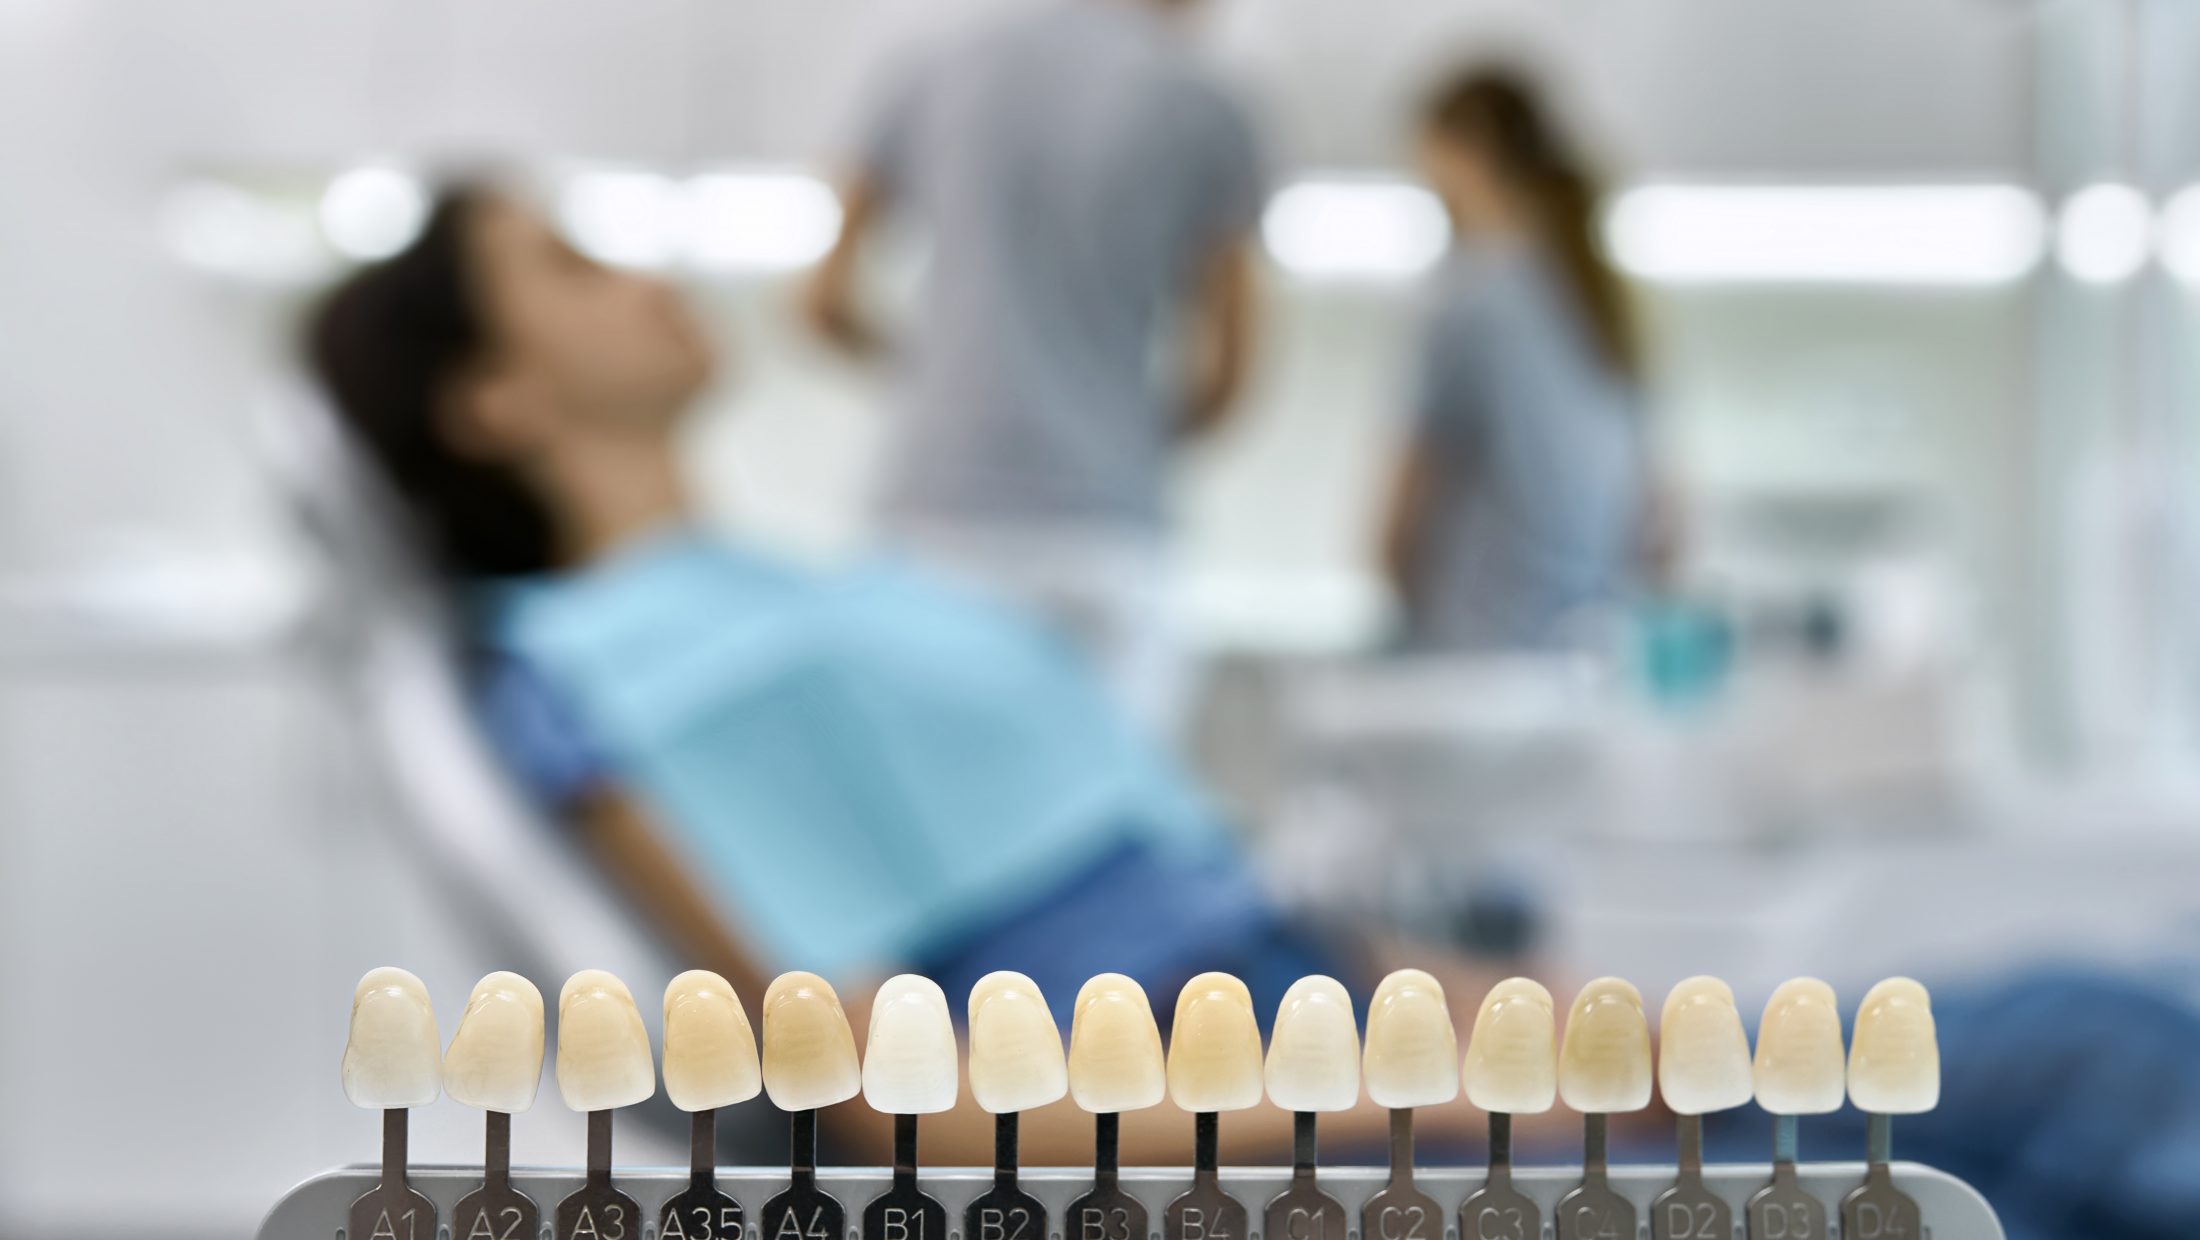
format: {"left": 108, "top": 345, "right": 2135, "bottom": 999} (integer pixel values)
{"left": 1558, "top": 978, "right": 1652, "bottom": 1113}
{"left": 762, "top": 971, "right": 862, "bottom": 1111}
{"left": 1753, "top": 978, "right": 1845, "bottom": 1115}
{"left": 1657, "top": 976, "right": 1753, "bottom": 1115}
{"left": 1068, "top": 972, "right": 1167, "bottom": 1113}
{"left": 1848, "top": 978, "right": 1939, "bottom": 1114}
{"left": 861, "top": 974, "right": 959, "bottom": 1114}
{"left": 1263, "top": 975, "right": 1360, "bottom": 1112}
{"left": 969, "top": 971, "right": 1068, "bottom": 1114}
{"left": 1362, "top": 968, "right": 1460, "bottom": 1108}
{"left": 556, "top": 970, "right": 655, "bottom": 1111}
{"left": 1166, "top": 971, "right": 1265, "bottom": 1112}
{"left": 662, "top": 969, "right": 761, "bottom": 1112}
{"left": 442, "top": 971, "right": 544, "bottom": 1113}
{"left": 341, "top": 966, "right": 442, "bottom": 1109}
{"left": 1462, "top": 977, "right": 1556, "bottom": 1114}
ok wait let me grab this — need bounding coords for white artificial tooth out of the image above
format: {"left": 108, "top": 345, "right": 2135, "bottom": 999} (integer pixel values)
{"left": 861, "top": 974, "right": 959, "bottom": 1114}
{"left": 1558, "top": 978, "right": 1652, "bottom": 1114}
{"left": 556, "top": 970, "right": 655, "bottom": 1112}
{"left": 1462, "top": 977, "right": 1557, "bottom": 1115}
{"left": 762, "top": 971, "right": 862, "bottom": 1111}
{"left": 1264, "top": 975, "right": 1360, "bottom": 1112}
{"left": 442, "top": 971, "right": 544, "bottom": 1114}
{"left": 342, "top": 967, "right": 442, "bottom": 1110}
{"left": 1657, "top": 976, "right": 1753, "bottom": 1116}
{"left": 662, "top": 970, "right": 761, "bottom": 1113}
{"left": 1847, "top": 978, "right": 1939, "bottom": 1114}
{"left": 1166, "top": 972, "right": 1265, "bottom": 1112}
{"left": 1068, "top": 973, "right": 1167, "bottom": 1113}
{"left": 1753, "top": 978, "right": 1845, "bottom": 1115}
{"left": 968, "top": 971, "right": 1067, "bottom": 1115}
{"left": 1362, "top": 968, "right": 1460, "bottom": 1109}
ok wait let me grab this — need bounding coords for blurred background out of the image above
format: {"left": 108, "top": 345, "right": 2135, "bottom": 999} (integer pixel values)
{"left": 5, "top": 0, "right": 2200, "bottom": 1237}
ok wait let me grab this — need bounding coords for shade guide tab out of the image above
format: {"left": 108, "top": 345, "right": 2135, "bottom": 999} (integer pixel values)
{"left": 1263, "top": 975, "right": 1361, "bottom": 1113}
{"left": 968, "top": 971, "right": 1069, "bottom": 1115}
{"left": 556, "top": 970, "right": 656, "bottom": 1113}
{"left": 762, "top": 971, "right": 862, "bottom": 1112}
{"left": 1166, "top": 972, "right": 1265, "bottom": 1114}
{"left": 1361, "top": 969, "right": 1460, "bottom": 1109}
{"left": 1069, "top": 973, "right": 1167, "bottom": 1114}
{"left": 1753, "top": 978, "right": 1846, "bottom": 1116}
{"left": 1462, "top": 977, "right": 1557, "bottom": 1115}
{"left": 1558, "top": 977, "right": 1653, "bottom": 1114}
{"left": 342, "top": 967, "right": 442, "bottom": 1111}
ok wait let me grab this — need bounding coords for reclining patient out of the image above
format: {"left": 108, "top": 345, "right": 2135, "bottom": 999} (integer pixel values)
{"left": 307, "top": 184, "right": 1497, "bottom": 1164}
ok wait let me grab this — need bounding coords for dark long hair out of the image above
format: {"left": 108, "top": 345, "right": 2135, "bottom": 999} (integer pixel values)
{"left": 1423, "top": 68, "right": 1641, "bottom": 380}
{"left": 305, "top": 186, "right": 560, "bottom": 580}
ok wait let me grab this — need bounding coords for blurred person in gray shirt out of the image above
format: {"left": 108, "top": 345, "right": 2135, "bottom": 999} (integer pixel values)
{"left": 806, "top": 0, "right": 1265, "bottom": 733}
{"left": 1381, "top": 67, "right": 1671, "bottom": 654}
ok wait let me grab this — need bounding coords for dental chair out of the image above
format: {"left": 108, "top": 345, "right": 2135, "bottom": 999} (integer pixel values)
{"left": 253, "top": 389, "right": 780, "bottom": 1152}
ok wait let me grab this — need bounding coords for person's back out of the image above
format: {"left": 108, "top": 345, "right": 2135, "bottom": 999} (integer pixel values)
{"left": 857, "top": 0, "right": 1263, "bottom": 526}
{"left": 1408, "top": 245, "right": 1642, "bottom": 651}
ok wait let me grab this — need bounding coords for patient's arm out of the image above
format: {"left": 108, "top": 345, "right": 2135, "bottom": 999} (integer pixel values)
{"left": 577, "top": 791, "right": 777, "bottom": 1011}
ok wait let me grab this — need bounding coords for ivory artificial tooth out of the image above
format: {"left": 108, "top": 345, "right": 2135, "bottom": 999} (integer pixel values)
{"left": 662, "top": 969, "right": 761, "bottom": 1112}
{"left": 1558, "top": 977, "right": 1652, "bottom": 1113}
{"left": 1848, "top": 978, "right": 1939, "bottom": 1114}
{"left": 969, "top": 971, "right": 1068, "bottom": 1114}
{"left": 1753, "top": 978, "right": 1845, "bottom": 1115}
{"left": 1362, "top": 968, "right": 1460, "bottom": 1108}
{"left": 442, "top": 971, "right": 544, "bottom": 1114}
{"left": 1658, "top": 976, "right": 1753, "bottom": 1115}
{"left": 762, "top": 971, "right": 862, "bottom": 1112}
{"left": 1263, "top": 975, "right": 1360, "bottom": 1112}
{"left": 342, "top": 966, "right": 442, "bottom": 1109}
{"left": 1069, "top": 973, "right": 1167, "bottom": 1113}
{"left": 862, "top": 974, "right": 959, "bottom": 1114}
{"left": 1462, "top": 977, "right": 1557, "bottom": 1114}
{"left": 1458, "top": 978, "right": 1549, "bottom": 1240}
{"left": 446, "top": 974, "right": 545, "bottom": 1240}
{"left": 556, "top": 970, "right": 655, "bottom": 1112}
{"left": 1166, "top": 972, "right": 1264, "bottom": 1112}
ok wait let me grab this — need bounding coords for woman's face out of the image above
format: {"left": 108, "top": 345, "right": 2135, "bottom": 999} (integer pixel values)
{"left": 1419, "top": 128, "right": 1516, "bottom": 239}
{"left": 460, "top": 195, "right": 714, "bottom": 449}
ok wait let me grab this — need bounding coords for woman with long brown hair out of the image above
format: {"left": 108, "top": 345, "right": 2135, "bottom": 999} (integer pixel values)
{"left": 1381, "top": 66, "right": 1658, "bottom": 653}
